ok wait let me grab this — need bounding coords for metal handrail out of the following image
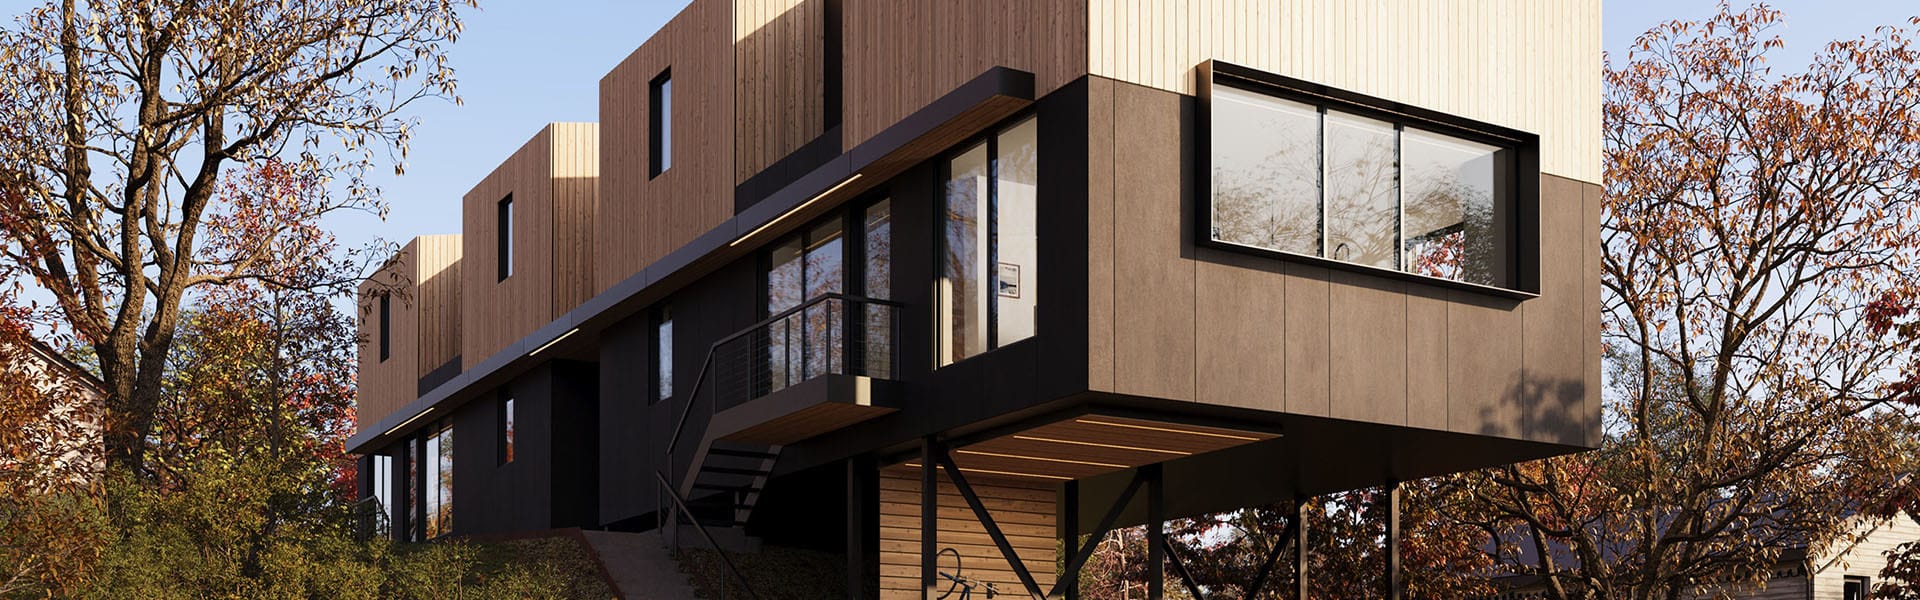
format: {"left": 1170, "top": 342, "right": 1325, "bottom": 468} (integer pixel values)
{"left": 663, "top": 292, "right": 903, "bottom": 460}
{"left": 655, "top": 470, "right": 763, "bottom": 600}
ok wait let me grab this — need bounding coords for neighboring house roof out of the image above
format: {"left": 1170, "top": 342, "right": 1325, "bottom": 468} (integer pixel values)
{"left": 15, "top": 335, "right": 104, "bottom": 393}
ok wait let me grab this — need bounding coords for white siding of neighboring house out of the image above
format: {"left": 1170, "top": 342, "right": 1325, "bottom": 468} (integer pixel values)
{"left": 1811, "top": 516, "right": 1920, "bottom": 600}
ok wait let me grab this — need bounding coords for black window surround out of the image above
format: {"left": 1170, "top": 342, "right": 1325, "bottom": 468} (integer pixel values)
{"left": 650, "top": 69, "right": 672, "bottom": 178}
{"left": 377, "top": 294, "right": 391, "bottom": 362}
{"left": 497, "top": 194, "right": 513, "bottom": 282}
{"left": 1198, "top": 60, "right": 1541, "bottom": 299}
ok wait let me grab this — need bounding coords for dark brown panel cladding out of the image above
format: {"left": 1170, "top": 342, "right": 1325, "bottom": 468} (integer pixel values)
{"left": 1522, "top": 174, "right": 1590, "bottom": 446}
{"left": 1282, "top": 262, "right": 1332, "bottom": 417}
{"left": 1109, "top": 82, "right": 1195, "bottom": 402}
{"left": 1583, "top": 181, "right": 1604, "bottom": 448}
{"left": 1087, "top": 76, "right": 1599, "bottom": 448}
{"left": 1086, "top": 76, "right": 1115, "bottom": 393}
{"left": 1328, "top": 270, "right": 1407, "bottom": 426}
{"left": 597, "top": 0, "right": 734, "bottom": 295}
{"left": 1406, "top": 286, "right": 1449, "bottom": 430}
{"left": 1193, "top": 248, "right": 1285, "bottom": 412}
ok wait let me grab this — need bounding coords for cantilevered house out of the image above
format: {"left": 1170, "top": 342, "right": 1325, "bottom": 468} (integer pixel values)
{"left": 350, "top": 1, "right": 1601, "bottom": 597}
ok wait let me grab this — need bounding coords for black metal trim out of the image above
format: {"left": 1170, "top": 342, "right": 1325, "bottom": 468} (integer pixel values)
{"left": 1196, "top": 59, "right": 1544, "bottom": 299}
{"left": 416, "top": 355, "right": 462, "bottom": 397}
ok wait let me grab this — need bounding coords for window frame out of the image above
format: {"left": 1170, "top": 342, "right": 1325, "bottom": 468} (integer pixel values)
{"left": 935, "top": 113, "right": 1041, "bottom": 368}
{"left": 497, "top": 194, "right": 513, "bottom": 282}
{"left": 652, "top": 304, "right": 673, "bottom": 405}
{"left": 1198, "top": 60, "right": 1541, "bottom": 299}
{"left": 650, "top": 69, "right": 672, "bottom": 178}
{"left": 377, "top": 293, "right": 391, "bottom": 362}
{"left": 498, "top": 396, "right": 514, "bottom": 465}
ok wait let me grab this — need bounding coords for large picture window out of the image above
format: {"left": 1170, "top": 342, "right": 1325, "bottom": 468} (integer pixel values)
{"left": 938, "top": 116, "right": 1038, "bottom": 367}
{"left": 1207, "top": 65, "right": 1526, "bottom": 291}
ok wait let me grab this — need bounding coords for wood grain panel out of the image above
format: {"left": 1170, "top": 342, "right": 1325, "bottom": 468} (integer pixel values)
{"left": 1088, "top": 0, "right": 1601, "bottom": 183}
{"left": 1406, "top": 285, "right": 1448, "bottom": 431}
{"left": 355, "top": 235, "right": 462, "bottom": 430}
{"left": 878, "top": 466, "right": 1057, "bottom": 599}
{"left": 461, "top": 124, "right": 598, "bottom": 367}
{"left": 842, "top": 0, "right": 1088, "bottom": 153}
{"left": 1283, "top": 263, "right": 1331, "bottom": 417}
{"left": 414, "top": 235, "right": 464, "bottom": 377}
{"left": 597, "top": 0, "right": 734, "bottom": 294}
{"left": 1086, "top": 76, "right": 1115, "bottom": 393}
{"left": 549, "top": 123, "right": 599, "bottom": 318}
{"left": 734, "top": 0, "right": 825, "bottom": 183}
{"left": 356, "top": 243, "right": 418, "bottom": 429}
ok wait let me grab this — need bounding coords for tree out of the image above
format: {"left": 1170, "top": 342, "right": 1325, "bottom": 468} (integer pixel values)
{"left": 1077, "top": 481, "right": 1496, "bottom": 600}
{"left": 0, "top": 274, "right": 106, "bottom": 598}
{"left": 1460, "top": 5, "right": 1920, "bottom": 599}
{"left": 0, "top": 0, "right": 471, "bottom": 476}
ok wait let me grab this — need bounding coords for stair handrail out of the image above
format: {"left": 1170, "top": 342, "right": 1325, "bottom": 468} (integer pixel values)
{"left": 662, "top": 292, "right": 903, "bottom": 463}
{"left": 654, "top": 470, "right": 764, "bottom": 600}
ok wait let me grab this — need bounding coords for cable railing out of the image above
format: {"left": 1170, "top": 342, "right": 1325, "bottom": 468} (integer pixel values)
{"left": 662, "top": 293, "right": 903, "bottom": 469}
{"left": 653, "top": 293, "right": 903, "bottom": 598}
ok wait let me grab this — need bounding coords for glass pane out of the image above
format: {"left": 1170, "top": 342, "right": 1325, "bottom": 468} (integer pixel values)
{"left": 940, "top": 141, "right": 990, "bottom": 366}
{"left": 995, "top": 117, "right": 1039, "bottom": 345}
{"left": 502, "top": 399, "right": 515, "bottom": 464}
{"left": 767, "top": 238, "right": 804, "bottom": 392}
{"left": 436, "top": 426, "right": 453, "bottom": 537}
{"left": 424, "top": 433, "right": 442, "bottom": 537}
{"left": 406, "top": 441, "right": 419, "bottom": 540}
{"left": 1324, "top": 111, "right": 1399, "bottom": 269}
{"left": 864, "top": 200, "right": 893, "bottom": 378}
{"left": 1403, "top": 128, "right": 1508, "bottom": 286}
{"left": 804, "top": 221, "right": 844, "bottom": 379}
{"left": 656, "top": 308, "right": 673, "bottom": 401}
{"left": 1209, "top": 85, "right": 1321, "bottom": 255}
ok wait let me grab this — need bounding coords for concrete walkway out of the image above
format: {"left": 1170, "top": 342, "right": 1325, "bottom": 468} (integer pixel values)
{"left": 581, "top": 530, "right": 701, "bottom": 600}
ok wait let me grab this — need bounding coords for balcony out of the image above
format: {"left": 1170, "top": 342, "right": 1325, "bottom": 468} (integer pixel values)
{"left": 671, "top": 293, "right": 903, "bottom": 455}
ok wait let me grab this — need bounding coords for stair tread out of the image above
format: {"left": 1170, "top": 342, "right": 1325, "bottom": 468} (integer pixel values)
{"left": 699, "top": 466, "right": 772, "bottom": 476}
{"left": 706, "top": 448, "right": 779, "bottom": 460}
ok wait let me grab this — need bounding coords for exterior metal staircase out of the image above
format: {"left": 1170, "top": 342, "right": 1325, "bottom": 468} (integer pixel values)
{"left": 659, "top": 293, "right": 900, "bottom": 543}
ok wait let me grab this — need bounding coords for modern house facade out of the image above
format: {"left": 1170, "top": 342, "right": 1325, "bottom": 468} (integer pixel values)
{"left": 349, "top": 1, "right": 1602, "bottom": 597}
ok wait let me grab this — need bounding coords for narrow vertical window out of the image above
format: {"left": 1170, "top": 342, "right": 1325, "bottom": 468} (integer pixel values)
{"left": 406, "top": 438, "right": 420, "bottom": 541}
{"left": 863, "top": 200, "right": 892, "bottom": 378}
{"left": 499, "top": 397, "right": 515, "bottom": 465}
{"left": 938, "top": 116, "right": 1039, "bottom": 366}
{"left": 650, "top": 70, "right": 672, "bottom": 177}
{"left": 377, "top": 294, "right": 391, "bottom": 362}
{"left": 371, "top": 454, "right": 393, "bottom": 538}
{"left": 655, "top": 305, "right": 673, "bottom": 404}
{"left": 424, "top": 421, "right": 453, "bottom": 538}
{"left": 497, "top": 194, "right": 513, "bottom": 281}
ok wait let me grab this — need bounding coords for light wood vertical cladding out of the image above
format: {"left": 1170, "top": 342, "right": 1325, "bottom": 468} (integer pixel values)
{"left": 878, "top": 467, "right": 1056, "bottom": 600}
{"left": 596, "top": 0, "right": 733, "bottom": 294}
{"left": 462, "top": 123, "right": 599, "bottom": 368}
{"left": 355, "top": 235, "right": 463, "bottom": 431}
{"left": 413, "top": 235, "right": 464, "bottom": 375}
{"left": 841, "top": 0, "right": 1088, "bottom": 152}
{"left": 1087, "top": 0, "right": 1602, "bottom": 184}
{"left": 734, "top": 0, "right": 823, "bottom": 183}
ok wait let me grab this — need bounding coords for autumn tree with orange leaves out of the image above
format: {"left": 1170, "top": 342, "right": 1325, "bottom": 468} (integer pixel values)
{"left": 1448, "top": 5, "right": 1920, "bottom": 600}
{"left": 0, "top": 0, "right": 472, "bottom": 478}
